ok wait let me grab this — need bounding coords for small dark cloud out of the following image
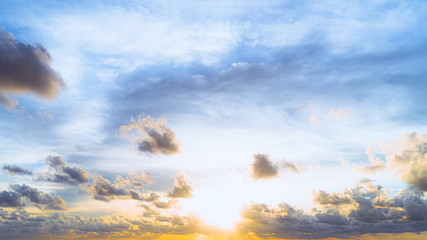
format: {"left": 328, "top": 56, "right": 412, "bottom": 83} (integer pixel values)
{"left": 45, "top": 155, "right": 66, "bottom": 170}
{"left": 3, "top": 164, "right": 32, "bottom": 176}
{"left": 0, "top": 30, "right": 65, "bottom": 108}
{"left": 168, "top": 172, "right": 193, "bottom": 198}
{"left": 40, "top": 156, "right": 89, "bottom": 185}
{"left": 120, "top": 114, "right": 180, "bottom": 155}
{"left": 251, "top": 153, "right": 279, "bottom": 179}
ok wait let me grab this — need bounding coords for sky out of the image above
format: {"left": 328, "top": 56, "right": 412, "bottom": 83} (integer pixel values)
{"left": 1, "top": 0, "right": 427, "bottom": 239}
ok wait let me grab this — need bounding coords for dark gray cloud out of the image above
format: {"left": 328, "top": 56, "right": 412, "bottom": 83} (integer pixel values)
{"left": 251, "top": 153, "right": 279, "bottom": 179}
{"left": 3, "top": 164, "right": 32, "bottom": 176}
{"left": 0, "top": 190, "right": 24, "bottom": 207}
{"left": 120, "top": 114, "right": 180, "bottom": 155}
{"left": 238, "top": 183, "right": 427, "bottom": 239}
{"left": 9, "top": 184, "right": 66, "bottom": 210}
{"left": 168, "top": 172, "right": 193, "bottom": 199}
{"left": 0, "top": 184, "right": 66, "bottom": 210}
{"left": 0, "top": 30, "right": 64, "bottom": 108}
{"left": 40, "top": 156, "right": 89, "bottom": 185}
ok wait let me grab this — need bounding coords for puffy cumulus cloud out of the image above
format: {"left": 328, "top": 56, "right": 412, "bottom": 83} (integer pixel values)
{"left": 86, "top": 174, "right": 131, "bottom": 202}
{"left": 361, "top": 132, "right": 427, "bottom": 191}
{"left": 120, "top": 114, "right": 180, "bottom": 155}
{"left": 115, "top": 171, "right": 153, "bottom": 188}
{"left": 39, "top": 156, "right": 89, "bottom": 185}
{"left": 84, "top": 174, "right": 161, "bottom": 204}
{"left": 0, "top": 184, "right": 66, "bottom": 210}
{"left": 0, "top": 208, "right": 203, "bottom": 240}
{"left": 356, "top": 145, "right": 387, "bottom": 173}
{"left": 388, "top": 132, "right": 427, "bottom": 191}
{"left": 2, "top": 164, "right": 32, "bottom": 176}
{"left": 0, "top": 30, "right": 65, "bottom": 108}
{"left": 313, "top": 190, "right": 353, "bottom": 206}
{"left": 251, "top": 153, "right": 279, "bottom": 179}
{"left": 168, "top": 172, "right": 193, "bottom": 199}
{"left": 238, "top": 181, "right": 427, "bottom": 239}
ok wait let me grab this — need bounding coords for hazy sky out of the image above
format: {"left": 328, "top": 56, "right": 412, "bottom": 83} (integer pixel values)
{"left": 1, "top": 0, "right": 427, "bottom": 239}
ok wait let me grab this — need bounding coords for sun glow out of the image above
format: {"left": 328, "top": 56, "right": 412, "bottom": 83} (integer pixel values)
{"left": 184, "top": 177, "right": 246, "bottom": 230}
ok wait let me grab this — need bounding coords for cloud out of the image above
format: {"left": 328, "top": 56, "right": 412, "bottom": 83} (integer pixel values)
{"left": 388, "top": 132, "right": 427, "bottom": 191}
{"left": 238, "top": 182, "right": 427, "bottom": 239}
{"left": 3, "top": 164, "right": 32, "bottom": 176}
{"left": 251, "top": 153, "right": 279, "bottom": 179}
{"left": 120, "top": 114, "right": 180, "bottom": 155}
{"left": 3, "top": 184, "right": 67, "bottom": 210}
{"left": 0, "top": 191, "right": 24, "bottom": 207}
{"left": 306, "top": 106, "right": 352, "bottom": 124}
{"left": 115, "top": 171, "right": 153, "bottom": 188}
{"left": 85, "top": 174, "right": 161, "bottom": 204}
{"left": 0, "top": 207, "right": 203, "bottom": 240}
{"left": 356, "top": 145, "right": 387, "bottom": 173}
{"left": 87, "top": 174, "right": 130, "bottom": 202}
{"left": 40, "top": 156, "right": 89, "bottom": 185}
{"left": 168, "top": 172, "right": 193, "bottom": 198}
{"left": 313, "top": 190, "right": 353, "bottom": 206}
{"left": 283, "top": 161, "right": 307, "bottom": 173}
{"left": 360, "top": 132, "right": 427, "bottom": 191}
{"left": 0, "top": 30, "right": 65, "bottom": 108}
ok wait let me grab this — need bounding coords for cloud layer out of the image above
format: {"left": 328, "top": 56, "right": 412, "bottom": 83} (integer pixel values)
{"left": 239, "top": 181, "right": 427, "bottom": 239}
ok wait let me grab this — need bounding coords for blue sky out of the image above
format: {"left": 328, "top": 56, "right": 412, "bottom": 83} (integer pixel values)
{"left": 1, "top": 0, "right": 427, "bottom": 239}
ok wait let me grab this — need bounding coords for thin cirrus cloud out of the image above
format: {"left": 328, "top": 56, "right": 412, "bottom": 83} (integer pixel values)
{"left": 0, "top": 30, "right": 65, "bottom": 108}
